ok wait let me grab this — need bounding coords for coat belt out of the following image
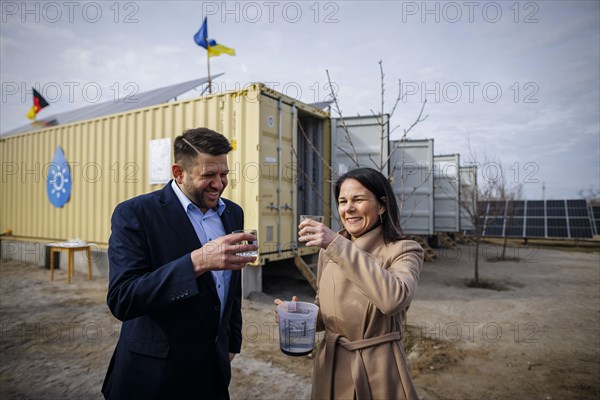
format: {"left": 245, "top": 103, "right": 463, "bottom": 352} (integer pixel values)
{"left": 321, "top": 330, "right": 401, "bottom": 400}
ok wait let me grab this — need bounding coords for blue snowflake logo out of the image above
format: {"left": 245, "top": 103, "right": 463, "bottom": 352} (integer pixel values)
{"left": 47, "top": 146, "right": 72, "bottom": 208}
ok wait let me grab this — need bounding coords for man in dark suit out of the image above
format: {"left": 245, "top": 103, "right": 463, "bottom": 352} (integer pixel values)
{"left": 102, "top": 128, "right": 258, "bottom": 400}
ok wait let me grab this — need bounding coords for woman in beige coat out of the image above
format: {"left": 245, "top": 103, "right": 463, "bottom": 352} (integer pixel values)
{"left": 277, "top": 167, "right": 424, "bottom": 400}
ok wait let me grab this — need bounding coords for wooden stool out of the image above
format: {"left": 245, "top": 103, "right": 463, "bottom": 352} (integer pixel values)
{"left": 48, "top": 242, "right": 93, "bottom": 284}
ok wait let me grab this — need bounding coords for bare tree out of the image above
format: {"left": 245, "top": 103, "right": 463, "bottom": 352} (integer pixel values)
{"left": 578, "top": 185, "right": 600, "bottom": 203}
{"left": 459, "top": 139, "right": 522, "bottom": 285}
{"left": 326, "top": 61, "right": 428, "bottom": 174}
{"left": 291, "top": 61, "right": 430, "bottom": 290}
{"left": 324, "top": 61, "right": 430, "bottom": 237}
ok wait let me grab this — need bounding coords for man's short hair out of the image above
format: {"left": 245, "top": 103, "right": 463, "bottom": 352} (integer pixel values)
{"left": 174, "top": 128, "right": 233, "bottom": 170}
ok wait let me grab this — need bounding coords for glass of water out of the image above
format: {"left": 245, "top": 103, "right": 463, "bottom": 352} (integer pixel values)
{"left": 233, "top": 229, "right": 258, "bottom": 257}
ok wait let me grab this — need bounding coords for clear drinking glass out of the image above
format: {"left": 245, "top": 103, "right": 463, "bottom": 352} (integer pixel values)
{"left": 300, "top": 215, "right": 324, "bottom": 224}
{"left": 299, "top": 215, "right": 324, "bottom": 246}
{"left": 232, "top": 229, "right": 258, "bottom": 257}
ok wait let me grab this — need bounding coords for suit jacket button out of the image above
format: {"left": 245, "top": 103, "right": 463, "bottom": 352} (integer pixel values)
{"left": 214, "top": 305, "right": 220, "bottom": 312}
{"left": 184, "top": 289, "right": 189, "bottom": 296}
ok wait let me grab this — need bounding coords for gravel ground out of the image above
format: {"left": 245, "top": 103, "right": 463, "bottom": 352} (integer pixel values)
{"left": 1, "top": 242, "right": 599, "bottom": 399}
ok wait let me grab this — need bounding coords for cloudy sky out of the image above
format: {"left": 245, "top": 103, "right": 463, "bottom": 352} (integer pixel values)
{"left": 1, "top": 0, "right": 598, "bottom": 199}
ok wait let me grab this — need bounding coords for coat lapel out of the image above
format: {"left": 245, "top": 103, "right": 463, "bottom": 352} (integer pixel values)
{"left": 159, "top": 182, "right": 219, "bottom": 300}
{"left": 219, "top": 207, "right": 234, "bottom": 234}
{"left": 221, "top": 207, "right": 239, "bottom": 308}
{"left": 220, "top": 205, "right": 241, "bottom": 326}
{"left": 159, "top": 182, "right": 201, "bottom": 251}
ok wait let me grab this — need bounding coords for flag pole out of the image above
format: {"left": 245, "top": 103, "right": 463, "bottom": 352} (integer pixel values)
{"left": 206, "top": 34, "right": 212, "bottom": 94}
{"left": 207, "top": 54, "right": 212, "bottom": 94}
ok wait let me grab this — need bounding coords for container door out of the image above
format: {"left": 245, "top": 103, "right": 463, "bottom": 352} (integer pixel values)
{"left": 331, "top": 115, "right": 390, "bottom": 175}
{"left": 297, "top": 113, "right": 325, "bottom": 219}
{"left": 390, "top": 139, "right": 435, "bottom": 236}
{"left": 434, "top": 154, "right": 461, "bottom": 232}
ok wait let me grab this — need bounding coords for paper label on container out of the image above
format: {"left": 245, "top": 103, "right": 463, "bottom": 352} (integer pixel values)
{"left": 149, "top": 138, "right": 171, "bottom": 184}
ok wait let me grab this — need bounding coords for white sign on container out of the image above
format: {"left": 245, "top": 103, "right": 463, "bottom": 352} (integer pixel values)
{"left": 149, "top": 138, "right": 172, "bottom": 184}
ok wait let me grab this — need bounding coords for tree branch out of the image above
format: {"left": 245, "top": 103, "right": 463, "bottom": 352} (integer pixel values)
{"left": 326, "top": 69, "right": 360, "bottom": 168}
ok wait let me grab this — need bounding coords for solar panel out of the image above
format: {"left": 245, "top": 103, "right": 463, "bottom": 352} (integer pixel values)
{"left": 1, "top": 75, "right": 222, "bottom": 137}
{"left": 483, "top": 217, "right": 504, "bottom": 236}
{"left": 507, "top": 201, "right": 525, "bottom": 217}
{"left": 472, "top": 199, "right": 595, "bottom": 239}
{"left": 569, "top": 218, "right": 593, "bottom": 238}
{"left": 477, "top": 202, "right": 489, "bottom": 215}
{"left": 505, "top": 217, "right": 524, "bottom": 237}
{"left": 566, "top": 200, "right": 590, "bottom": 217}
{"left": 526, "top": 201, "right": 545, "bottom": 217}
{"left": 488, "top": 201, "right": 507, "bottom": 216}
{"left": 546, "top": 200, "right": 566, "bottom": 217}
{"left": 547, "top": 218, "right": 568, "bottom": 237}
{"left": 525, "top": 217, "right": 545, "bottom": 237}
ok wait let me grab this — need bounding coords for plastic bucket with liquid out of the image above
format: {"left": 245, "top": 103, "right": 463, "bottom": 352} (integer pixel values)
{"left": 277, "top": 301, "right": 319, "bottom": 356}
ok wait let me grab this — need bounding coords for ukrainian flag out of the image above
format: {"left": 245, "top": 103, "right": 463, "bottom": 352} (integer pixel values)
{"left": 193, "top": 17, "right": 236, "bottom": 58}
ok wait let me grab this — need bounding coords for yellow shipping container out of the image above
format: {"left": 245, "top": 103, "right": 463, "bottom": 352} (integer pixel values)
{"left": 1, "top": 83, "right": 332, "bottom": 292}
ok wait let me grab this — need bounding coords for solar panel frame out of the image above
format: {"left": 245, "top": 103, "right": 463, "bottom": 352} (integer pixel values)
{"left": 591, "top": 205, "right": 600, "bottom": 236}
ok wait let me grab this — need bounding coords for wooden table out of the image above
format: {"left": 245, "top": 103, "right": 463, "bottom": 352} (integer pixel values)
{"left": 48, "top": 242, "right": 92, "bottom": 284}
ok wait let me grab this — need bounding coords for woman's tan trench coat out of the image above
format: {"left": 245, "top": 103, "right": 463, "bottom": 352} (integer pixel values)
{"left": 311, "top": 226, "right": 424, "bottom": 400}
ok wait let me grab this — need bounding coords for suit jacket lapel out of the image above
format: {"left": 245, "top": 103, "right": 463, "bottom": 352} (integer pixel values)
{"left": 220, "top": 205, "right": 240, "bottom": 324}
{"left": 220, "top": 207, "right": 234, "bottom": 234}
{"left": 159, "top": 182, "right": 201, "bottom": 251}
{"left": 159, "top": 182, "right": 219, "bottom": 300}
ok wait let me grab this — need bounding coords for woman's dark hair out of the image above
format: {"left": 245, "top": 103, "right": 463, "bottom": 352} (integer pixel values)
{"left": 334, "top": 167, "right": 403, "bottom": 244}
{"left": 174, "top": 128, "right": 233, "bottom": 170}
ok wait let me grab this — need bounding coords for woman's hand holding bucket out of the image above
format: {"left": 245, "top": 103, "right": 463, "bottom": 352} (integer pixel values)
{"left": 274, "top": 296, "right": 299, "bottom": 323}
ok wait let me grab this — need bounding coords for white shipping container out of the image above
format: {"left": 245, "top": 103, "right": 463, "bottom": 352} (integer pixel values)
{"left": 434, "top": 154, "right": 461, "bottom": 232}
{"left": 390, "top": 139, "right": 435, "bottom": 236}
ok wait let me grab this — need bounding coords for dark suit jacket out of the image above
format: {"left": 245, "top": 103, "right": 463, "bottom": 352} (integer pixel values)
{"left": 102, "top": 182, "right": 244, "bottom": 400}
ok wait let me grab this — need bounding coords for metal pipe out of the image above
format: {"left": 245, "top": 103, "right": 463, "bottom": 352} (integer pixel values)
{"left": 291, "top": 103, "right": 297, "bottom": 251}
{"left": 277, "top": 97, "right": 283, "bottom": 254}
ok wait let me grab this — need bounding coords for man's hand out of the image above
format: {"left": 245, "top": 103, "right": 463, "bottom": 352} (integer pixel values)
{"left": 191, "top": 232, "right": 258, "bottom": 277}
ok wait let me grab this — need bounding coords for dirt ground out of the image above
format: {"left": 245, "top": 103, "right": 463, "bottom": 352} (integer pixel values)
{"left": 1, "top": 242, "right": 598, "bottom": 400}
